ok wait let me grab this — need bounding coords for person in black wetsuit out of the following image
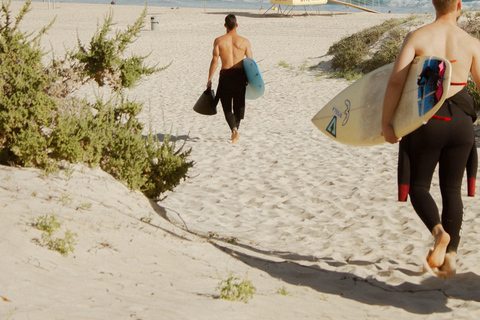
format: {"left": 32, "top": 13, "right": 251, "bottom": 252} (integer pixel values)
{"left": 207, "top": 14, "right": 253, "bottom": 144}
{"left": 382, "top": 0, "right": 480, "bottom": 278}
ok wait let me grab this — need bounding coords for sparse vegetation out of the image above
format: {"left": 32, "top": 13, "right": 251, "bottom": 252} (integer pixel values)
{"left": 207, "top": 231, "right": 219, "bottom": 239}
{"left": 0, "top": 0, "right": 193, "bottom": 200}
{"left": 279, "top": 60, "right": 294, "bottom": 70}
{"left": 32, "top": 214, "right": 77, "bottom": 257}
{"left": 217, "top": 275, "right": 256, "bottom": 303}
{"left": 77, "top": 202, "right": 92, "bottom": 211}
{"left": 140, "top": 212, "right": 153, "bottom": 224}
{"left": 276, "top": 286, "right": 293, "bottom": 297}
{"left": 227, "top": 237, "right": 238, "bottom": 245}
{"left": 59, "top": 193, "right": 73, "bottom": 206}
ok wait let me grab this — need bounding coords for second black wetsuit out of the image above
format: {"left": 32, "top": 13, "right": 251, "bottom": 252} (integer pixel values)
{"left": 398, "top": 87, "right": 478, "bottom": 253}
{"left": 215, "top": 68, "right": 248, "bottom": 132}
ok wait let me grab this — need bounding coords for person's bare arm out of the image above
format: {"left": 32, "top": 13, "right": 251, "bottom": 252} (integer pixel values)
{"left": 382, "top": 32, "right": 417, "bottom": 144}
{"left": 207, "top": 39, "right": 220, "bottom": 88}
{"left": 245, "top": 39, "right": 253, "bottom": 59}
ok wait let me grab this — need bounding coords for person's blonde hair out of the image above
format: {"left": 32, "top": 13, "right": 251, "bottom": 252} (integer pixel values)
{"left": 433, "top": 0, "right": 458, "bottom": 14}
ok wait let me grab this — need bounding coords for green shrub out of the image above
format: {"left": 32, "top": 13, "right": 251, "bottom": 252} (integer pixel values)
{"left": 0, "top": 0, "right": 193, "bottom": 199}
{"left": 74, "top": 10, "right": 160, "bottom": 90}
{"left": 328, "top": 17, "right": 415, "bottom": 73}
{"left": 0, "top": 0, "right": 57, "bottom": 167}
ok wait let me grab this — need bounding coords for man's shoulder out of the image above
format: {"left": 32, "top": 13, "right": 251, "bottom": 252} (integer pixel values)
{"left": 233, "top": 34, "right": 250, "bottom": 46}
{"left": 215, "top": 34, "right": 226, "bottom": 42}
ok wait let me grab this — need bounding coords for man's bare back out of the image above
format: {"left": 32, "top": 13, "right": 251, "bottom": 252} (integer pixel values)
{"left": 398, "top": 16, "right": 480, "bottom": 98}
{"left": 215, "top": 33, "right": 251, "bottom": 70}
{"left": 207, "top": 17, "right": 252, "bottom": 88}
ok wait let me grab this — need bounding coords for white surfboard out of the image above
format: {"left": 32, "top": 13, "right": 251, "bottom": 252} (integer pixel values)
{"left": 243, "top": 58, "right": 265, "bottom": 100}
{"left": 311, "top": 56, "right": 452, "bottom": 146}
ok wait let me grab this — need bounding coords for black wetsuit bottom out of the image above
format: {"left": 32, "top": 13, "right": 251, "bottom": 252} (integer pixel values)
{"left": 216, "top": 68, "right": 247, "bottom": 132}
{"left": 400, "top": 88, "right": 476, "bottom": 252}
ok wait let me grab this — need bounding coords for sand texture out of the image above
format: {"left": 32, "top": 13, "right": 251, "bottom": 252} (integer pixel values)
{"left": 2, "top": 2, "right": 480, "bottom": 319}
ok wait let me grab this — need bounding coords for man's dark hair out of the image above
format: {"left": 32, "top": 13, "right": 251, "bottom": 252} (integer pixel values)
{"left": 433, "top": 0, "right": 457, "bottom": 14}
{"left": 225, "top": 14, "right": 237, "bottom": 30}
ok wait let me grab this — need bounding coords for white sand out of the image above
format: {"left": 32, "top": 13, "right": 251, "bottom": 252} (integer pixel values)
{"left": 2, "top": 2, "right": 480, "bottom": 319}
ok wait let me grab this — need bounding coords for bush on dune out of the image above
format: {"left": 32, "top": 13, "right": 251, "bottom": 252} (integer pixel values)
{"left": 0, "top": 0, "right": 193, "bottom": 200}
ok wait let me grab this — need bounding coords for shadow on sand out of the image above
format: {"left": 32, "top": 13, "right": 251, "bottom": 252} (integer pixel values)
{"left": 148, "top": 202, "right": 480, "bottom": 315}
{"left": 209, "top": 240, "right": 480, "bottom": 315}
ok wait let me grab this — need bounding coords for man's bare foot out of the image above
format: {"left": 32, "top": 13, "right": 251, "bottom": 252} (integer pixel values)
{"left": 423, "top": 251, "right": 457, "bottom": 279}
{"left": 428, "top": 225, "right": 450, "bottom": 269}
{"left": 231, "top": 130, "right": 240, "bottom": 144}
{"left": 437, "top": 252, "right": 457, "bottom": 279}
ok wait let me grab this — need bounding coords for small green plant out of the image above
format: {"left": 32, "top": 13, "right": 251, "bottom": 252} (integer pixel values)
{"left": 63, "top": 166, "right": 75, "bottom": 180}
{"left": 217, "top": 275, "right": 256, "bottom": 303}
{"left": 327, "top": 70, "right": 363, "bottom": 82}
{"left": 276, "top": 286, "right": 293, "bottom": 297}
{"left": 299, "top": 60, "right": 308, "bottom": 71}
{"left": 279, "top": 60, "right": 294, "bottom": 70}
{"left": 41, "top": 229, "right": 77, "bottom": 257}
{"left": 227, "top": 237, "right": 238, "bottom": 245}
{"left": 32, "top": 214, "right": 61, "bottom": 236}
{"left": 77, "top": 202, "right": 92, "bottom": 210}
{"left": 32, "top": 214, "right": 77, "bottom": 257}
{"left": 207, "top": 231, "right": 219, "bottom": 239}
{"left": 40, "top": 162, "right": 59, "bottom": 178}
{"left": 4, "top": 307, "right": 18, "bottom": 320}
{"left": 59, "top": 193, "right": 73, "bottom": 206}
{"left": 140, "top": 212, "right": 153, "bottom": 224}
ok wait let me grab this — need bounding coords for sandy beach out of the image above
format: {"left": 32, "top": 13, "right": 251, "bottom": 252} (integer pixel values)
{"left": 2, "top": 1, "right": 480, "bottom": 319}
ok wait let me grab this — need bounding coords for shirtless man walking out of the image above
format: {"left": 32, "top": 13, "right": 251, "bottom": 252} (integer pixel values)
{"left": 382, "top": 0, "right": 480, "bottom": 278}
{"left": 207, "top": 14, "right": 253, "bottom": 144}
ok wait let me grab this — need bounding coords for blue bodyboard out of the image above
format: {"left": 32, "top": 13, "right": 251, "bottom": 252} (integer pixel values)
{"left": 243, "top": 58, "right": 265, "bottom": 100}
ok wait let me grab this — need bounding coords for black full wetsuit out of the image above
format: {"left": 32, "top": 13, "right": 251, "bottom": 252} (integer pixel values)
{"left": 398, "top": 87, "right": 478, "bottom": 253}
{"left": 215, "top": 68, "right": 248, "bottom": 132}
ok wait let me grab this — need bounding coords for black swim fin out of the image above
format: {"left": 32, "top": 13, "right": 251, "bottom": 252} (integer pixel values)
{"left": 193, "top": 88, "right": 216, "bottom": 115}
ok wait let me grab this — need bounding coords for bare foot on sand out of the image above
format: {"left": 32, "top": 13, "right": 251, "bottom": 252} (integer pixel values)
{"left": 423, "top": 250, "right": 457, "bottom": 279}
{"left": 428, "top": 225, "right": 450, "bottom": 269}
{"left": 231, "top": 130, "right": 239, "bottom": 144}
{"left": 437, "top": 252, "right": 457, "bottom": 279}
{"left": 424, "top": 251, "right": 457, "bottom": 279}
